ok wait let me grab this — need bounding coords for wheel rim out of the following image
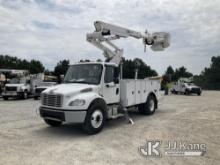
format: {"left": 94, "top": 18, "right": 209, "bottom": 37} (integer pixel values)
{"left": 91, "top": 109, "right": 103, "bottom": 129}
{"left": 149, "top": 99, "right": 155, "bottom": 112}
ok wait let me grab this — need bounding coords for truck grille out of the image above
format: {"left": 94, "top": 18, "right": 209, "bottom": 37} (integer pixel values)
{"left": 191, "top": 88, "right": 200, "bottom": 93}
{"left": 5, "top": 86, "right": 17, "bottom": 91}
{"left": 42, "top": 94, "right": 63, "bottom": 107}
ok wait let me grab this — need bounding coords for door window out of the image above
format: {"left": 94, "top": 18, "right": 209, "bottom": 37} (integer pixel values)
{"left": 104, "top": 66, "right": 115, "bottom": 83}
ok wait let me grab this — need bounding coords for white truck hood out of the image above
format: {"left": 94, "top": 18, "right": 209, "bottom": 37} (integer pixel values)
{"left": 42, "top": 83, "right": 98, "bottom": 95}
{"left": 5, "top": 84, "right": 25, "bottom": 87}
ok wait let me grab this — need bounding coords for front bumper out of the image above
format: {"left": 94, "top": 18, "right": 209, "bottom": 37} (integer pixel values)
{"left": 39, "top": 106, "right": 87, "bottom": 123}
{"left": 188, "top": 88, "right": 201, "bottom": 94}
{"left": 2, "top": 91, "right": 23, "bottom": 97}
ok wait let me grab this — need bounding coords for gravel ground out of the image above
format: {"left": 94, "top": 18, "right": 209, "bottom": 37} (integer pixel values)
{"left": 0, "top": 91, "right": 219, "bottom": 165}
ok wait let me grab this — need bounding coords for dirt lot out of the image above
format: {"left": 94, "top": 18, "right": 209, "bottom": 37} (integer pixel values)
{"left": 0, "top": 91, "right": 219, "bottom": 165}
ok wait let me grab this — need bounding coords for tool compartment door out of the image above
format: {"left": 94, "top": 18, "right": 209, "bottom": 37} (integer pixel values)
{"left": 120, "top": 80, "right": 135, "bottom": 107}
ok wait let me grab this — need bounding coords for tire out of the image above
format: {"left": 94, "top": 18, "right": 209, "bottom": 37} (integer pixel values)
{"left": 83, "top": 102, "right": 106, "bottom": 135}
{"left": 3, "top": 96, "right": 9, "bottom": 100}
{"left": 138, "top": 95, "right": 156, "bottom": 115}
{"left": 44, "top": 119, "right": 62, "bottom": 127}
{"left": 197, "top": 91, "right": 201, "bottom": 96}
{"left": 185, "top": 89, "right": 190, "bottom": 95}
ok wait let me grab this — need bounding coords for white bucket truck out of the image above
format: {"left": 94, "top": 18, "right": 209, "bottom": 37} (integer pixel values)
{"left": 39, "top": 21, "right": 170, "bottom": 134}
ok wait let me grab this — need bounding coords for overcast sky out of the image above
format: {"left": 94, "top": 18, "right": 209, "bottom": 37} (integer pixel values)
{"left": 0, "top": 0, "right": 219, "bottom": 75}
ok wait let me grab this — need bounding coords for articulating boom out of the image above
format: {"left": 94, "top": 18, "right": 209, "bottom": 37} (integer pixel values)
{"left": 87, "top": 21, "right": 170, "bottom": 65}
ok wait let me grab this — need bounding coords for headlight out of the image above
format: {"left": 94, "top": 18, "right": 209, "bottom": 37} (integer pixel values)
{"left": 69, "top": 99, "right": 86, "bottom": 106}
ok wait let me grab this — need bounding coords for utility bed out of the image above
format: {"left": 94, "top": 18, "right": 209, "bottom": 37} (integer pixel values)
{"left": 120, "top": 78, "right": 161, "bottom": 107}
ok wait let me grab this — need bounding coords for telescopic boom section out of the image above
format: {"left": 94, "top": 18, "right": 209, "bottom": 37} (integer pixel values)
{"left": 87, "top": 21, "right": 170, "bottom": 65}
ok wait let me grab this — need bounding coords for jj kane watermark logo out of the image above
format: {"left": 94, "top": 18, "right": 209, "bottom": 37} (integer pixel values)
{"left": 139, "top": 140, "right": 162, "bottom": 157}
{"left": 139, "top": 140, "right": 206, "bottom": 157}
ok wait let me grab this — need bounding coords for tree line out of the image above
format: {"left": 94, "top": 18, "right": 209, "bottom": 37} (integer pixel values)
{"left": 0, "top": 54, "right": 219, "bottom": 90}
{"left": 0, "top": 55, "right": 44, "bottom": 74}
{"left": 0, "top": 55, "right": 158, "bottom": 79}
{"left": 162, "top": 56, "right": 220, "bottom": 90}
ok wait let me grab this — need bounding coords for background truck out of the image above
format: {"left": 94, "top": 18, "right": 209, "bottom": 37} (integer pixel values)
{"left": 171, "top": 78, "right": 202, "bottom": 95}
{"left": 39, "top": 21, "right": 170, "bottom": 134}
{"left": 34, "top": 81, "right": 57, "bottom": 100}
{"left": 2, "top": 70, "right": 43, "bottom": 100}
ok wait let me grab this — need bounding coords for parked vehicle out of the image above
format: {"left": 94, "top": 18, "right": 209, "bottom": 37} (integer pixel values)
{"left": 171, "top": 81, "right": 202, "bottom": 95}
{"left": 2, "top": 77, "right": 31, "bottom": 100}
{"left": 34, "top": 82, "right": 57, "bottom": 100}
{"left": 2, "top": 71, "right": 44, "bottom": 100}
{"left": 39, "top": 21, "right": 170, "bottom": 134}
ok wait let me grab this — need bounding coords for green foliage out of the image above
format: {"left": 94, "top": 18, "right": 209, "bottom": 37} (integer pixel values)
{"left": 164, "top": 65, "right": 193, "bottom": 82}
{"left": 79, "top": 59, "right": 91, "bottom": 63}
{"left": 165, "top": 65, "right": 174, "bottom": 75}
{"left": 44, "top": 69, "right": 53, "bottom": 75}
{"left": 54, "top": 59, "right": 70, "bottom": 76}
{"left": 122, "top": 58, "right": 158, "bottom": 79}
{"left": 0, "top": 55, "right": 44, "bottom": 74}
{"left": 173, "top": 66, "right": 193, "bottom": 81}
{"left": 194, "top": 56, "right": 220, "bottom": 90}
{"left": 96, "top": 59, "right": 102, "bottom": 62}
{"left": 29, "top": 60, "right": 45, "bottom": 74}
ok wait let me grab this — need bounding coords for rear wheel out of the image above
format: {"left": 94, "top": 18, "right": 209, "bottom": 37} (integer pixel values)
{"left": 138, "top": 95, "right": 156, "bottom": 115}
{"left": 3, "top": 96, "right": 9, "bottom": 100}
{"left": 83, "top": 102, "right": 106, "bottom": 135}
{"left": 44, "top": 119, "right": 62, "bottom": 127}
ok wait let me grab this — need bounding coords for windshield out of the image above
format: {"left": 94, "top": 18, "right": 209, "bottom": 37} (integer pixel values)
{"left": 186, "top": 83, "right": 195, "bottom": 86}
{"left": 9, "top": 78, "right": 26, "bottom": 84}
{"left": 64, "top": 64, "right": 103, "bottom": 85}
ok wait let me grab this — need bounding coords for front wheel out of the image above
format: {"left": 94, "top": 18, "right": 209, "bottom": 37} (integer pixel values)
{"left": 138, "top": 95, "right": 156, "bottom": 115}
{"left": 83, "top": 103, "right": 106, "bottom": 135}
{"left": 44, "top": 119, "right": 62, "bottom": 127}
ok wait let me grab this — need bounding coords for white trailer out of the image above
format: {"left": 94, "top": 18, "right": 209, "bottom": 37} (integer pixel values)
{"left": 39, "top": 21, "right": 170, "bottom": 134}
